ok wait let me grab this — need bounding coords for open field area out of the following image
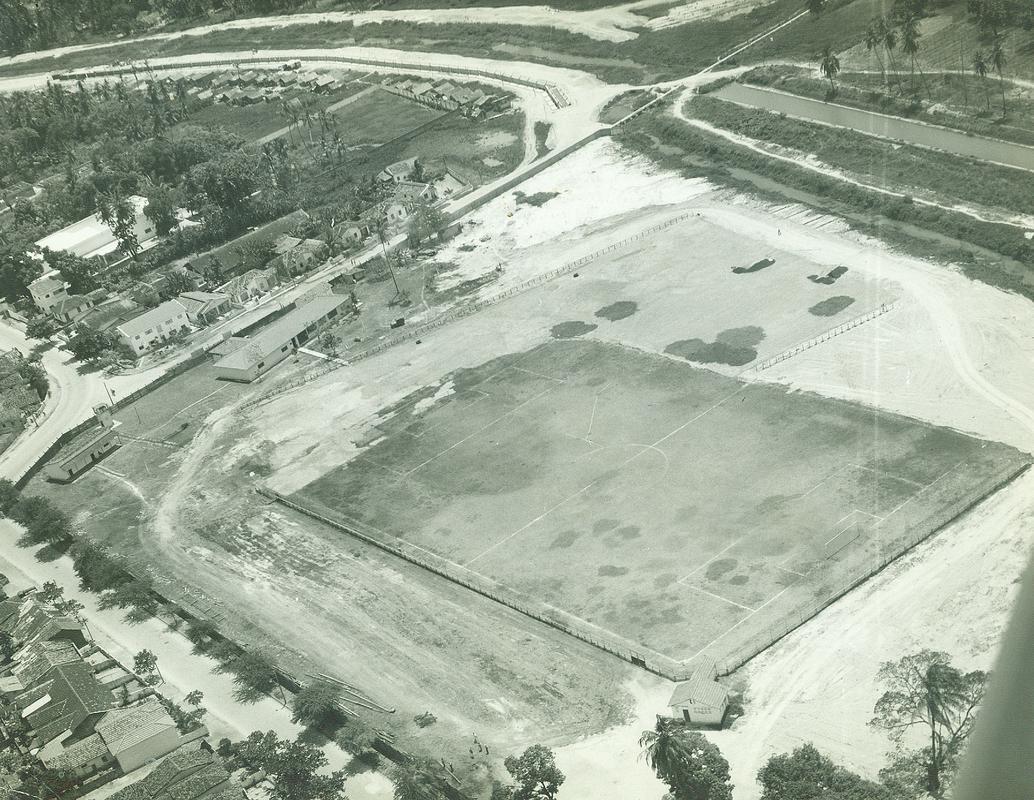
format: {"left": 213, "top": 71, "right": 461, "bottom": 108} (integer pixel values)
{"left": 16, "top": 137, "right": 1034, "bottom": 797}
{"left": 291, "top": 335, "right": 1024, "bottom": 666}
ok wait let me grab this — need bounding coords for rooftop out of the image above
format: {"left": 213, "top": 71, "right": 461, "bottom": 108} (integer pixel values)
{"left": 215, "top": 294, "right": 348, "bottom": 372}
{"left": 96, "top": 697, "right": 177, "bottom": 755}
{"left": 34, "top": 196, "right": 148, "bottom": 260}
{"left": 116, "top": 300, "right": 188, "bottom": 339}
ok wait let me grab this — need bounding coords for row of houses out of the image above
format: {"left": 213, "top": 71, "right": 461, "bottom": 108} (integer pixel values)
{"left": 0, "top": 593, "right": 225, "bottom": 795}
{"left": 381, "top": 77, "right": 510, "bottom": 118}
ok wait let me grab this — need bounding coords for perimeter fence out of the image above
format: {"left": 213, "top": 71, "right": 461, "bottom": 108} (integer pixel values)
{"left": 241, "top": 210, "right": 693, "bottom": 409}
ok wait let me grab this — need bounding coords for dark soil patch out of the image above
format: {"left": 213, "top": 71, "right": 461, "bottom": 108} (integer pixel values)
{"left": 705, "top": 558, "right": 737, "bottom": 581}
{"left": 598, "top": 565, "right": 629, "bottom": 577}
{"left": 615, "top": 525, "right": 641, "bottom": 540}
{"left": 595, "top": 301, "right": 639, "bottom": 322}
{"left": 717, "top": 326, "right": 765, "bottom": 348}
{"left": 514, "top": 190, "right": 559, "bottom": 207}
{"left": 551, "top": 321, "right": 598, "bottom": 339}
{"left": 732, "top": 257, "right": 775, "bottom": 274}
{"left": 729, "top": 575, "right": 749, "bottom": 585}
{"left": 665, "top": 326, "right": 765, "bottom": 367}
{"left": 808, "top": 265, "right": 848, "bottom": 285}
{"left": 550, "top": 529, "right": 582, "bottom": 549}
{"left": 809, "top": 295, "right": 855, "bottom": 317}
{"left": 593, "top": 518, "right": 620, "bottom": 533}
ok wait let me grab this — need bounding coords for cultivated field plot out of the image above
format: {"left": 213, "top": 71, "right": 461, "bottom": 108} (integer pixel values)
{"left": 292, "top": 338, "right": 1027, "bottom": 667}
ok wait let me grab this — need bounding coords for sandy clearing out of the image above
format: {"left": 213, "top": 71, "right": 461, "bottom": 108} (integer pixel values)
{"left": 708, "top": 197, "right": 1034, "bottom": 452}
{"left": 714, "top": 468, "right": 1034, "bottom": 796}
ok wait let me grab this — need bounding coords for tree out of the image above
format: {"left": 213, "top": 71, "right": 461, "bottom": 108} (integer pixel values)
{"left": 899, "top": 10, "right": 924, "bottom": 97}
{"left": 229, "top": 650, "right": 283, "bottom": 704}
{"left": 864, "top": 19, "right": 887, "bottom": 85}
{"left": 819, "top": 45, "right": 842, "bottom": 97}
{"left": 990, "top": 33, "right": 1008, "bottom": 115}
{"left": 184, "top": 149, "right": 259, "bottom": 225}
{"left": 406, "top": 200, "right": 446, "bottom": 247}
{"left": 758, "top": 744, "right": 891, "bottom": 799}
{"left": 185, "top": 689, "right": 204, "bottom": 707}
{"left": 25, "top": 316, "right": 56, "bottom": 341}
{"left": 336, "top": 716, "right": 379, "bottom": 766}
{"left": 375, "top": 219, "right": 402, "bottom": 296}
{"left": 389, "top": 759, "right": 445, "bottom": 800}
{"left": 36, "top": 580, "right": 64, "bottom": 605}
{"left": 143, "top": 181, "right": 180, "bottom": 236}
{"left": 99, "top": 579, "right": 159, "bottom": 623}
{"left": 806, "top": 0, "right": 826, "bottom": 14}
{"left": 185, "top": 618, "right": 218, "bottom": 649}
{"left": 498, "top": 744, "right": 565, "bottom": 800}
{"left": 869, "top": 650, "right": 986, "bottom": 798}
{"left": 291, "top": 679, "right": 340, "bottom": 728}
{"left": 42, "top": 248, "right": 96, "bottom": 294}
{"left": 0, "top": 247, "right": 42, "bottom": 303}
{"left": 0, "top": 479, "right": 19, "bottom": 516}
{"left": 640, "top": 720, "right": 732, "bottom": 800}
{"left": 973, "top": 50, "right": 992, "bottom": 111}
{"left": 133, "top": 648, "right": 163, "bottom": 685}
{"left": 235, "top": 731, "right": 347, "bottom": 800}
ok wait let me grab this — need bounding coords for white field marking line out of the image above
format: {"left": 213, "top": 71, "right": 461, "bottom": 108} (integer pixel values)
{"left": 464, "top": 480, "right": 601, "bottom": 567}
{"left": 356, "top": 454, "right": 406, "bottom": 478}
{"left": 466, "top": 385, "right": 746, "bottom": 568}
{"left": 511, "top": 365, "right": 566, "bottom": 384}
{"left": 677, "top": 537, "right": 747, "bottom": 584}
{"left": 585, "top": 386, "right": 605, "bottom": 440}
{"left": 142, "top": 383, "right": 229, "bottom": 437}
{"left": 685, "top": 583, "right": 798, "bottom": 662}
{"left": 683, "top": 583, "right": 757, "bottom": 613}
{"left": 404, "top": 386, "right": 556, "bottom": 476}
{"left": 847, "top": 462, "right": 927, "bottom": 490}
{"left": 397, "top": 389, "right": 492, "bottom": 439}
{"left": 823, "top": 520, "right": 859, "bottom": 549}
{"left": 776, "top": 564, "right": 809, "bottom": 579}
{"left": 879, "top": 460, "right": 965, "bottom": 522}
{"left": 800, "top": 463, "right": 854, "bottom": 499}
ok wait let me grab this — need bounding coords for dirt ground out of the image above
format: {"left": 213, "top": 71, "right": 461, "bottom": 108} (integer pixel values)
{"left": 23, "top": 139, "right": 1034, "bottom": 799}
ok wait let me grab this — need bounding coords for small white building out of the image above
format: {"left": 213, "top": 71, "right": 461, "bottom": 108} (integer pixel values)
{"left": 115, "top": 299, "right": 190, "bottom": 356}
{"left": 667, "top": 656, "right": 730, "bottom": 727}
{"left": 377, "top": 157, "right": 418, "bottom": 184}
{"left": 28, "top": 271, "right": 70, "bottom": 314}
{"left": 94, "top": 696, "right": 188, "bottom": 773}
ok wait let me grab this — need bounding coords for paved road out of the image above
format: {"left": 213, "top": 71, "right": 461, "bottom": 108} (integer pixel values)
{"left": 0, "top": 322, "right": 178, "bottom": 482}
{"left": 715, "top": 82, "right": 1034, "bottom": 173}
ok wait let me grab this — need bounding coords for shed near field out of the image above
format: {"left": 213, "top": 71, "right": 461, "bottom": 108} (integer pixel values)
{"left": 667, "top": 656, "right": 729, "bottom": 727}
{"left": 213, "top": 293, "right": 348, "bottom": 382}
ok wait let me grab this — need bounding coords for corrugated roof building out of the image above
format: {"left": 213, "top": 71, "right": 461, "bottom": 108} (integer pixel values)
{"left": 214, "top": 293, "right": 348, "bottom": 382}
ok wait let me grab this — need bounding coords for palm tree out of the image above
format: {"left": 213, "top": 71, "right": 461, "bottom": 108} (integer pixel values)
{"left": 820, "top": 45, "right": 841, "bottom": 97}
{"left": 865, "top": 19, "right": 886, "bottom": 84}
{"left": 990, "top": 33, "right": 1008, "bottom": 116}
{"left": 639, "top": 720, "right": 695, "bottom": 793}
{"left": 375, "top": 219, "right": 402, "bottom": 296}
{"left": 973, "top": 50, "right": 991, "bottom": 112}
{"left": 879, "top": 17, "right": 901, "bottom": 91}
{"left": 899, "top": 11, "right": 928, "bottom": 98}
